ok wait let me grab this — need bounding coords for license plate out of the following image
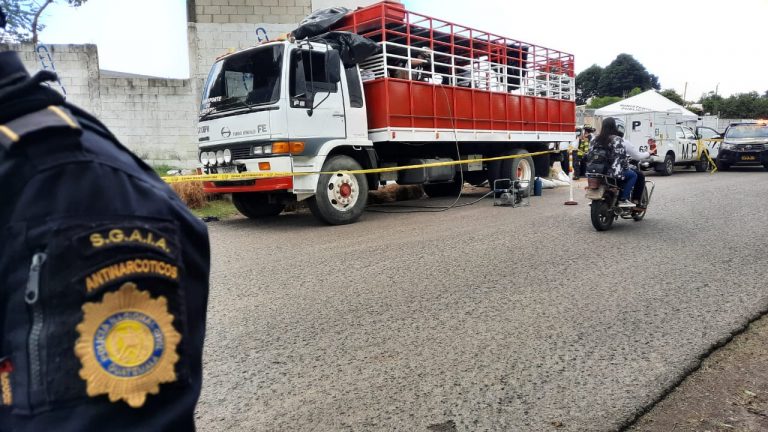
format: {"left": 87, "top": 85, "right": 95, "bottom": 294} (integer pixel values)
{"left": 741, "top": 155, "right": 756, "bottom": 161}
{"left": 218, "top": 166, "right": 238, "bottom": 173}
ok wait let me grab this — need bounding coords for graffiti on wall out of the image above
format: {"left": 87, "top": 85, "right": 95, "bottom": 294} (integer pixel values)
{"left": 36, "top": 45, "right": 67, "bottom": 96}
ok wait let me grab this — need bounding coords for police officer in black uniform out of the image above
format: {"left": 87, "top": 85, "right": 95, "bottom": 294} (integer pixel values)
{"left": 0, "top": 10, "right": 211, "bottom": 431}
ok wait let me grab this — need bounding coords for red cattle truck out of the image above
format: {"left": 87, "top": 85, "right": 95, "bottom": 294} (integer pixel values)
{"left": 196, "top": 1, "right": 576, "bottom": 224}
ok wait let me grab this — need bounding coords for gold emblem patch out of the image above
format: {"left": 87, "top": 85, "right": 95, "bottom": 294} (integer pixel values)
{"left": 75, "top": 282, "right": 181, "bottom": 408}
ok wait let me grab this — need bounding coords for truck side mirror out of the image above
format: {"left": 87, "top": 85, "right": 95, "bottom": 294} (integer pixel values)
{"left": 326, "top": 50, "right": 341, "bottom": 84}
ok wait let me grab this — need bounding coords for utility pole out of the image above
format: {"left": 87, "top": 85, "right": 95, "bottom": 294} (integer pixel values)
{"left": 683, "top": 82, "right": 687, "bottom": 102}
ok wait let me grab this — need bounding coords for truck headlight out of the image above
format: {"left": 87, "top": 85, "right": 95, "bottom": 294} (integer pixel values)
{"left": 223, "top": 149, "right": 232, "bottom": 163}
{"left": 199, "top": 151, "right": 208, "bottom": 166}
{"left": 207, "top": 151, "right": 217, "bottom": 166}
{"left": 253, "top": 146, "right": 263, "bottom": 155}
{"left": 721, "top": 142, "right": 736, "bottom": 150}
{"left": 216, "top": 150, "right": 225, "bottom": 165}
{"left": 263, "top": 144, "right": 272, "bottom": 154}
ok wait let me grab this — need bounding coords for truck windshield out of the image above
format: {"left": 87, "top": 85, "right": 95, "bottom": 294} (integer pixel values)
{"left": 725, "top": 125, "right": 768, "bottom": 139}
{"left": 200, "top": 45, "right": 284, "bottom": 118}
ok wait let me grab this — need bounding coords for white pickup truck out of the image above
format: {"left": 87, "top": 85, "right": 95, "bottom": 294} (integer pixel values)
{"left": 615, "top": 111, "right": 711, "bottom": 175}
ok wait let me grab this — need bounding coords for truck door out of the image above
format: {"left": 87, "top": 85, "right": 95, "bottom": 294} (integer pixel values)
{"left": 676, "top": 126, "right": 697, "bottom": 161}
{"left": 286, "top": 48, "right": 346, "bottom": 143}
{"left": 697, "top": 126, "right": 722, "bottom": 158}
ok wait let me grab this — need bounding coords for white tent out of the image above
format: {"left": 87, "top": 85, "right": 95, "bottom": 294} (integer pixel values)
{"left": 594, "top": 90, "right": 698, "bottom": 121}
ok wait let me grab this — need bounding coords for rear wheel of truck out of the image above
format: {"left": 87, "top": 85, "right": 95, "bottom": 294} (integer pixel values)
{"left": 423, "top": 179, "right": 463, "bottom": 197}
{"left": 308, "top": 155, "right": 368, "bottom": 225}
{"left": 232, "top": 193, "right": 285, "bottom": 218}
{"left": 655, "top": 153, "right": 674, "bottom": 176}
{"left": 695, "top": 154, "right": 709, "bottom": 172}
{"left": 510, "top": 149, "right": 535, "bottom": 197}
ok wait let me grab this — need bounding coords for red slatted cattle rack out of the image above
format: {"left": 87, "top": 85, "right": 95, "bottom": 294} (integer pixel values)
{"left": 333, "top": 1, "right": 576, "bottom": 143}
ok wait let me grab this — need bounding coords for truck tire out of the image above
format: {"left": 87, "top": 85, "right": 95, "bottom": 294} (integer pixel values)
{"left": 423, "top": 179, "right": 463, "bottom": 197}
{"left": 655, "top": 153, "right": 674, "bottom": 176}
{"left": 308, "top": 155, "right": 368, "bottom": 225}
{"left": 716, "top": 160, "right": 730, "bottom": 171}
{"left": 695, "top": 154, "right": 709, "bottom": 172}
{"left": 510, "top": 149, "right": 535, "bottom": 197}
{"left": 232, "top": 193, "right": 285, "bottom": 218}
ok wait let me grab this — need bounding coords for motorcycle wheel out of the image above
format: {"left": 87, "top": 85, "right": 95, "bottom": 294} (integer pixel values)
{"left": 632, "top": 187, "right": 649, "bottom": 221}
{"left": 590, "top": 200, "right": 614, "bottom": 231}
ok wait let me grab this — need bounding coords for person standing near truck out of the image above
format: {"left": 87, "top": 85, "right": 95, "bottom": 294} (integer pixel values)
{"left": 0, "top": 14, "right": 211, "bottom": 431}
{"left": 573, "top": 124, "right": 594, "bottom": 179}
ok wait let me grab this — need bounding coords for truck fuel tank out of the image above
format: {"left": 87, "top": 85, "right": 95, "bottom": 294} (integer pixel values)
{"left": 397, "top": 158, "right": 455, "bottom": 184}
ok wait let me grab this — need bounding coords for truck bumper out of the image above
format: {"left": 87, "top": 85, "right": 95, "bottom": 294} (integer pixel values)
{"left": 716, "top": 149, "right": 767, "bottom": 166}
{"left": 202, "top": 156, "right": 294, "bottom": 193}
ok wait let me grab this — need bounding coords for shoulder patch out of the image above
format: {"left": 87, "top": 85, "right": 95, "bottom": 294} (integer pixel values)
{"left": 74, "top": 282, "right": 181, "bottom": 408}
{"left": 0, "top": 105, "right": 80, "bottom": 149}
{"left": 77, "top": 226, "right": 176, "bottom": 257}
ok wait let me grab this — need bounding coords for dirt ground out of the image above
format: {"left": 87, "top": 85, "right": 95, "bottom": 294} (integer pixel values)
{"left": 628, "top": 314, "right": 768, "bottom": 432}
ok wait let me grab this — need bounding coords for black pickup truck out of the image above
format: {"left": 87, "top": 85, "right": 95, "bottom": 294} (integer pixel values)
{"left": 716, "top": 122, "right": 768, "bottom": 171}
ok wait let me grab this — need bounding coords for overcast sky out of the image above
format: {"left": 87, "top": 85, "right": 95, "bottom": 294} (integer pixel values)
{"left": 39, "top": 0, "right": 767, "bottom": 100}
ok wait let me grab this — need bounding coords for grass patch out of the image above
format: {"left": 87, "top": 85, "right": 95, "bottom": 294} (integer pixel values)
{"left": 152, "top": 164, "right": 179, "bottom": 177}
{"left": 190, "top": 199, "right": 239, "bottom": 220}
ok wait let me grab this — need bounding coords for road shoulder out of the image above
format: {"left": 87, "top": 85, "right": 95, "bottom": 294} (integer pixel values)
{"left": 629, "top": 314, "right": 768, "bottom": 431}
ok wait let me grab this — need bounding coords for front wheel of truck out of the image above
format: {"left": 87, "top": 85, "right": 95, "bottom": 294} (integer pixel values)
{"left": 309, "top": 155, "right": 368, "bottom": 225}
{"left": 232, "top": 193, "right": 285, "bottom": 218}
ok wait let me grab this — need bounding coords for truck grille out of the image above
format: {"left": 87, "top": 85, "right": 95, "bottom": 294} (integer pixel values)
{"left": 738, "top": 144, "right": 765, "bottom": 151}
{"left": 231, "top": 145, "right": 252, "bottom": 160}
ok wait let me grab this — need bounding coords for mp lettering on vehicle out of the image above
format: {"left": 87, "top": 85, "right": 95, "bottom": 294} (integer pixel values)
{"left": 680, "top": 141, "right": 698, "bottom": 160}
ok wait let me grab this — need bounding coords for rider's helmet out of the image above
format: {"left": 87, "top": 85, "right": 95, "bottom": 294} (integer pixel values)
{"left": 611, "top": 117, "right": 626, "bottom": 137}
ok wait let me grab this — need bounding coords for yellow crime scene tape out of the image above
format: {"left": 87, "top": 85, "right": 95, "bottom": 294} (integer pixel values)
{"left": 697, "top": 138, "right": 722, "bottom": 174}
{"left": 161, "top": 150, "right": 559, "bottom": 184}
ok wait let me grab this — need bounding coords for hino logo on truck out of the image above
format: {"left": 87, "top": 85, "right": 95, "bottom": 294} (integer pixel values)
{"left": 221, "top": 127, "right": 231, "bottom": 138}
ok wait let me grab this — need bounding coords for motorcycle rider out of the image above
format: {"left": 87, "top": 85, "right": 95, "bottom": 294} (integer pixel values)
{"left": 588, "top": 117, "right": 637, "bottom": 207}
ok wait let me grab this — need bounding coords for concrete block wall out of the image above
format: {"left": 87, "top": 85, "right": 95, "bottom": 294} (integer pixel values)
{"left": 4, "top": 43, "right": 101, "bottom": 115}
{"left": 191, "top": 0, "right": 311, "bottom": 25}
{"left": 98, "top": 77, "right": 198, "bottom": 164}
{"left": 1, "top": 43, "right": 198, "bottom": 167}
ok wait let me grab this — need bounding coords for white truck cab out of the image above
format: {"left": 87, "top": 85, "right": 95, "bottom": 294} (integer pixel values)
{"left": 197, "top": 40, "right": 377, "bottom": 224}
{"left": 615, "top": 111, "right": 710, "bottom": 175}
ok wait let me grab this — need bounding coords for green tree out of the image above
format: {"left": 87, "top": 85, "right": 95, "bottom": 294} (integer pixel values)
{"left": 700, "top": 93, "right": 724, "bottom": 115}
{"left": 0, "top": 0, "right": 87, "bottom": 44}
{"left": 587, "top": 96, "right": 622, "bottom": 109}
{"left": 597, "top": 54, "right": 660, "bottom": 97}
{"left": 0, "top": 0, "right": 36, "bottom": 42}
{"left": 659, "top": 89, "right": 685, "bottom": 106}
{"left": 627, "top": 87, "right": 643, "bottom": 97}
{"left": 575, "top": 64, "right": 603, "bottom": 105}
{"left": 701, "top": 92, "right": 768, "bottom": 118}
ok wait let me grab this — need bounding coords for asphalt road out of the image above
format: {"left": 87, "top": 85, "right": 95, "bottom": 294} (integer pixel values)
{"left": 195, "top": 167, "right": 768, "bottom": 431}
